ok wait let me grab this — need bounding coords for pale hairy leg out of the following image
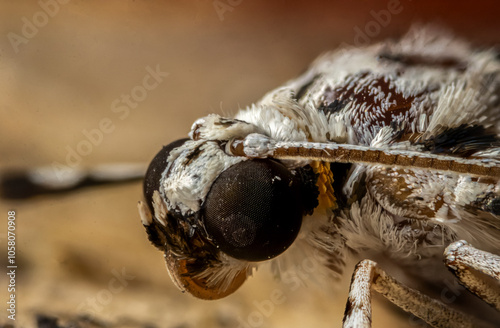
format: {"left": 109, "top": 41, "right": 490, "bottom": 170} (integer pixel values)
{"left": 444, "top": 240, "right": 500, "bottom": 311}
{"left": 341, "top": 259, "right": 494, "bottom": 328}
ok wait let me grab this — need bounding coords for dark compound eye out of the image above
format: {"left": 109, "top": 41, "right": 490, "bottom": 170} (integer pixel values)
{"left": 143, "top": 138, "right": 188, "bottom": 213}
{"left": 203, "top": 159, "right": 303, "bottom": 262}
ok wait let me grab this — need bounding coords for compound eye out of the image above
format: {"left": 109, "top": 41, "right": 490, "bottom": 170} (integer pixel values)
{"left": 203, "top": 159, "right": 303, "bottom": 262}
{"left": 143, "top": 138, "right": 188, "bottom": 213}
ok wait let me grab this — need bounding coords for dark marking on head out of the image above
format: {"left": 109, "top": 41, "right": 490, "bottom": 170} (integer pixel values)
{"left": 143, "top": 222, "right": 166, "bottom": 250}
{"left": 144, "top": 204, "right": 220, "bottom": 276}
{"left": 191, "top": 125, "right": 202, "bottom": 140}
{"left": 183, "top": 144, "right": 204, "bottom": 166}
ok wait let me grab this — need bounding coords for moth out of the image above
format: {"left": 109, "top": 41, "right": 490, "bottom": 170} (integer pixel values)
{"left": 3, "top": 26, "right": 490, "bottom": 327}
{"left": 136, "top": 27, "right": 500, "bottom": 327}
{"left": 135, "top": 26, "right": 500, "bottom": 327}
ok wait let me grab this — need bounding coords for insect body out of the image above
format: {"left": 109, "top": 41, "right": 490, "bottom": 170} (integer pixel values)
{"left": 138, "top": 27, "right": 500, "bottom": 327}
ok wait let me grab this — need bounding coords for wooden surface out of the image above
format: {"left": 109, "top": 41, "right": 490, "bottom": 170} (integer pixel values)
{"left": 1, "top": 1, "right": 499, "bottom": 327}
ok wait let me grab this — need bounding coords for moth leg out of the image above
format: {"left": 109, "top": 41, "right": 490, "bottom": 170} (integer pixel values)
{"left": 342, "top": 259, "right": 477, "bottom": 328}
{"left": 444, "top": 240, "right": 500, "bottom": 311}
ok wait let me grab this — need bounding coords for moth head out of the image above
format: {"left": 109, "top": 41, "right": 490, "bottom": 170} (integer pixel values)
{"left": 139, "top": 131, "right": 318, "bottom": 299}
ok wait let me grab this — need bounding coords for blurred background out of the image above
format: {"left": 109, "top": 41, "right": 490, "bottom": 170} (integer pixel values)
{"left": 1, "top": 1, "right": 499, "bottom": 327}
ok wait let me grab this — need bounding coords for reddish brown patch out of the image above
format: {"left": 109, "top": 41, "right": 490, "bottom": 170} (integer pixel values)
{"left": 331, "top": 73, "right": 415, "bottom": 127}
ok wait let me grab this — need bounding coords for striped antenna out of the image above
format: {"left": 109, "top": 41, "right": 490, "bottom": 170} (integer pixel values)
{"left": 230, "top": 135, "right": 500, "bottom": 178}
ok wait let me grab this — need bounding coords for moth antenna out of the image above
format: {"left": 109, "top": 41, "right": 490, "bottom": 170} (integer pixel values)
{"left": 230, "top": 136, "right": 500, "bottom": 178}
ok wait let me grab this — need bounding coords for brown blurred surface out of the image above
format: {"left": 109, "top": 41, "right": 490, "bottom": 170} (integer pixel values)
{"left": 0, "top": 1, "right": 499, "bottom": 327}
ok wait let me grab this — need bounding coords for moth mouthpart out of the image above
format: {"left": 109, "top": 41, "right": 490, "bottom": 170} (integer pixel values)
{"left": 165, "top": 252, "right": 247, "bottom": 300}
